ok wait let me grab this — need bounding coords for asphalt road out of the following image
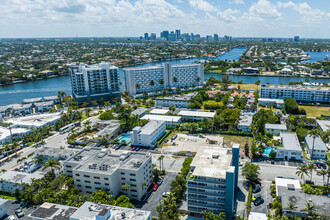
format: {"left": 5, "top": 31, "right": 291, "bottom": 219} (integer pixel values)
{"left": 138, "top": 172, "right": 177, "bottom": 217}
{"left": 250, "top": 181, "right": 271, "bottom": 214}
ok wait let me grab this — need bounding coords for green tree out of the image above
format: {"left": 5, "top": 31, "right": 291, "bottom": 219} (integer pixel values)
{"left": 122, "top": 183, "right": 131, "bottom": 195}
{"left": 173, "top": 77, "right": 178, "bottom": 83}
{"left": 296, "top": 164, "right": 309, "bottom": 181}
{"left": 169, "top": 105, "right": 176, "bottom": 112}
{"left": 309, "top": 129, "right": 321, "bottom": 160}
{"left": 307, "top": 163, "right": 317, "bottom": 181}
{"left": 150, "top": 80, "right": 155, "bottom": 87}
{"left": 42, "top": 158, "right": 61, "bottom": 174}
{"left": 202, "top": 211, "right": 225, "bottom": 220}
{"left": 317, "top": 169, "right": 327, "bottom": 185}
{"left": 136, "top": 84, "right": 141, "bottom": 90}
{"left": 100, "top": 137, "right": 108, "bottom": 146}
{"left": 304, "top": 202, "right": 316, "bottom": 217}
{"left": 159, "top": 79, "right": 164, "bottom": 85}
{"left": 158, "top": 155, "right": 165, "bottom": 171}
{"left": 242, "top": 162, "right": 260, "bottom": 184}
{"left": 255, "top": 79, "right": 260, "bottom": 91}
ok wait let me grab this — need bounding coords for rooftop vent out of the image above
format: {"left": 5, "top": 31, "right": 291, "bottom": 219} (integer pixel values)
{"left": 88, "top": 164, "right": 97, "bottom": 169}
{"left": 74, "top": 155, "right": 82, "bottom": 161}
{"left": 133, "top": 161, "right": 142, "bottom": 168}
{"left": 99, "top": 164, "right": 109, "bottom": 171}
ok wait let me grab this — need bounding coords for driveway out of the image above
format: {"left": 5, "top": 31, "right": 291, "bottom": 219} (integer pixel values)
{"left": 250, "top": 181, "right": 271, "bottom": 214}
{"left": 137, "top": 172, "right": 177, "bottom": 217}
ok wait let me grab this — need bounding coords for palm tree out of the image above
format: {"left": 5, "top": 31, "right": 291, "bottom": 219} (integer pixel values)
{"left": 173, "top": 77, "right": 178, "bottom": 83}
{"left": 122, "top": 183, "right": 131, "bottom": 195}
{"left": 150, "top": 80, "right": 155, "bottom": 87}
{"left": 317, "top": 169, "right": 327, "bottom": 185}
{"left": 176, "top": 86, "right": 181, "bottom": 92}
{"left": 296, "top": 164, "right": 309, "bottom": 181}
{"left": 57, "top": 91, "right": 66, "bottom": 104}
{"left": 42, "top": 158, "right": 61, "bottom": 174}
{"left": 255, "top": 80, "right": 260, "bottom": 91}
{"left": 307, "top": 163, "right": 317, "bottom": 181}
{"left": 309, "top": 129, "right": 320, "bottom": 160}
{"left": 325, "top": 160, "right": 330, "bottom": 187}
{"left": 304, "top": 202, "right": 316, "bottom": 217}
{"left": 143, "top": 91, "right": 148, "bottom": 99}
{"left": 85, "top": 108, "right": 91, "bottom": 117}
{"left": 83, "top": 120, "right": 92, "bottom": 131}
{"left": 288, "top": 201, "right": 297, "bottom": 210}
{"left": 162, "top": 89, "right": 167, "bottom": 97}
{"left": 158, "top": 155, "right": 165, "bottom": 171}
{"left": 184, "top": 85, "right": 189, "bottom": 90}
{"left": 142, "top": 181, "right": 147, "bottom": 193}
{"left": 136, "top": 84, "right": 141, "bottom": 90}
{"left": 104, "top": 101, "right": 111, "bottom": 110}
{"left": 159, "top": 79, "right": 164, "bottom": 85}
{"left": 196, "top": 77, "right": 200, "bottom": 82}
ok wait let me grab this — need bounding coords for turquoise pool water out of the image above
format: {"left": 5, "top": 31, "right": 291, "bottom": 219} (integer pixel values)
{"left": 118, "top": 136, "right": 131, "bottom": 143}
{"left": 264, "top": 147, "right": 276, "bottom": 155}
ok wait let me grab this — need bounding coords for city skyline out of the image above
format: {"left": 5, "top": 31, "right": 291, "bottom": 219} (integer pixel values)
{"left": 0, "top": 0, "right": 329, "bottom": 38}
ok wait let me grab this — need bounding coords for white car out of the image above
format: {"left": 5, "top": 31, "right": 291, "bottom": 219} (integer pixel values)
{"left": 162, "top": 192, "right": 171, "bottom": 197}
{"left": 7, "top": 215, "right": 16, "bottom": 220}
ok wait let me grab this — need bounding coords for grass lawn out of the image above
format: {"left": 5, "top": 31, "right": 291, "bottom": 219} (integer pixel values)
{"left": 232, "top": 84, "right": 259, "bottom": 90}
{"left": 0, "top": 191, "right": 16, "bottom": 200}
{"left": 202, "top": 100, "right": 219, "bottom": 110}
{"left": 222, "top": 135, "right": 252, "bottom": 149}
{"left": 208, "top": 70, "right": 222, "bottom": 73}
{"left": 299, "top": 105, "right": 330, "bottom": 117}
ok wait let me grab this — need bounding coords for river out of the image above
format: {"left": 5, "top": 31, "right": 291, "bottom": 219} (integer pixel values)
{"left": 0, "top": 48, "right": 329, "bottom": 106}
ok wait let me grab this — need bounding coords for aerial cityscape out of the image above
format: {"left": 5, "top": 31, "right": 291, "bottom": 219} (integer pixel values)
{"left": 0, "top": 0, "right": 329, "bottom": 220}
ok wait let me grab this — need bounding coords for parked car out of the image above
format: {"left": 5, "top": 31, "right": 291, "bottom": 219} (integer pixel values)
{"left": 157, "top": 178, "right": 163, "bottom": 185}
{"left": 7, "top": 215, "right": 16, "bottom": 220}
{"left": 135, "top": 147, "right": 140, "bottom": 151}
{"left": 153, "top": 184, "right": 159, "bottom": 191}
{"left": 305, "top": 180, "right": 314, "bottom": 185}
{"left": 252, "top": 195, "right": 262, "bottom": 202}
{"left": 253, "top": 198, "right": 264, "bottom": 206}
{"left": 115, "top": 145, "right": 121, "bottom": 150}
{"left": 162, "top": 192, "right": 171, "bottom": 197}
{"left": 252, "top": 185, "right": 261, "bottom": 193}
{"left": 131, "top": 147, "right": 136, "bottom": 151}
{"left": 15, "top": 209, "right": 24, "bottom": 218}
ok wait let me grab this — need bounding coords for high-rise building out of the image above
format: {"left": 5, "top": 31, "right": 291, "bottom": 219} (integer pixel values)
{"left": 186, "top": 144, "right": 239, "bottom": 219}
{"left": 214, "top": 34, "right": 219, "bottom": 41}
{"left": 150, "top": 33, "right": 156, "bottom": 41}
{"left": 170, "top": 31, "right": 176, "bottom": 41}
{"left": 69, "top": 62, "right": 120, "bottom": 103}
{"left": 191, "top": 33, "right": 195, "bottom": 41}
{"left": 144, "top": 33, "right": 148, "bottom": 40}
{"left": 195, "top": 34, "right": 201, "bottom": 41}
{"left": 294, "top": 36, "right": 300, "bottom": 42}
{"left": 64, "top": 148, "right": 153, "bottom": 201}
{"left": 124, "top": 63, "right": 204, "bottom": 96}
{"left": 161, "top": 30, "right": 169, "bottom": 41}
{"left": 175, "top": 29, "right": 181, "bottom": 41}
{"left": 206, "top": 35, "right": 213, "bottom": 41}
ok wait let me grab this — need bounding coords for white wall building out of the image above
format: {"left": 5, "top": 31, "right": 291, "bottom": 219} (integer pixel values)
{"left": 150, "top": 109, "right": 169, "bottom": 115}
{"left": 277, "top": 132, "right": 303, "bottom": 160}
{"left": 124, "top": 63, "right": 204, "bottom": 95}
{"left": 0, "top": 199, "right": 6, "bottom": 219}
{"left": 156, "top": 93, "right": 197, "bottom": 108}
{"left": 316, "top": 120, "right": 330, "bottom": 132}
{"left": 141, "top": 114, "right": 181, "bottom": 127}
{"left": 304, "top": 135, "right": 327, "bottom": 160}
{"left": 260, "top": 85, "right": 330, "bottom": 103}
{"left": 8, "top": 104, "right": 32, "bottom": 116}
{"left": 0, "top": 171, "right": 45, "bottom": 193}
{"left": 35, "top": 101, "right": 54, "bottom": 112}
{"left": 237, "top": 112, "right": 254, "bottom": 133}
{"left": 265, "top": 124, "right": 287, "bottom": 135}
{"left": 258, "top": 98, "right": 285, "bottom": 109}
{"left": 70, "top": 62, "right": 121, "bottom": 103}
{"left": 131, "top": 120, "right": 166, "bottom": 148}
{"left": 178, "top": 110, "right": 215, "bottom": 121}
{"left": 64, "top": 148, "right": 153, "bottom": 201}
{"left": 0, "top": 127, "right": 30, "bottom": 145}
{"left": 4, "top": 113, "right": 61, "bottom": 129}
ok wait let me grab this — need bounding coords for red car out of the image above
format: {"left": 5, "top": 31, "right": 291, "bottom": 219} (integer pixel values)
{"left": 153, "top": 184, "right": 159, "bottom": 191}
{"left": 132, "top": 147, "right": 136, "bottom": 151}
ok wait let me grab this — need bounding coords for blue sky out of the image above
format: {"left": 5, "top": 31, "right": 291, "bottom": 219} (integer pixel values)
{"left": 0, "top": 0, "right": 329, "bottom": 38}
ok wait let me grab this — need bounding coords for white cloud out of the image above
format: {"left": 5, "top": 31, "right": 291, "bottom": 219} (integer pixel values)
{"left": 232, "top": 0, "right": 244, "bottom": 4}
{"left": 218, "top": 9, "right": 240, "bottom": 22}
{"left": 188, "top": 0, "right": 217, "bottom": 12}
{"left": 277, "top": 1, "right": 330, "bottom": 24}
{"left": 248, "top": 0, "right": 281, "bottom": 20}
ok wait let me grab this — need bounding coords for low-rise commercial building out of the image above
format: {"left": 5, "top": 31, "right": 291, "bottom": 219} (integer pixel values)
{"left": 237, "top": 112, "right": 254, "bottom": 133}
{"left": 258, "top": 98, "right": 284, "bottom": 109}
{"left": 156, "top": 93, "right": 196, "bottom": 108}
{"left": 44, "top": 96, "right": 60, "bottom": 103}
{"left": 141, "top": 114, "right": 181, "bottom": 126}
{"left": 0, "top": 171, "right": 44, "bottom": 193}
{"left": 23, "top": 97, "right": 42, "bottom": 104}
{"left": 187, "top": 145, "right": 239, "bottom": 219}
{"left": 131, "top": 107, "right": 147, "bottom": 118}
{"left": 29, "top": 201, "right": 151, "bottom": 220}
{"left": 0, "top": 199, "right": 7, "bottom": 219}
{"left": 64, "top": 148, "right": 153, "bottom": 201}
{"left": 35, "top": 101, "right": 54, "bottom": 112}
{"left": 304, "top": 135, "right": 327, "bottom": 160}
{"left": 275, "top": 177, "right": 301, "bottom": 197}
{"left": 260, "top": 84, "right": 330, "bottom": 104}
{"left": 277, "top": 132, "right": 303, "bottom": 160}
{"left": 265, "top": 123, "right": 287, "bottom": 135}
{"left": 8, "top": 103, "right": 32, "bottom": 116}
{"left": 316, "top": 120, "right": 330, "bottom": 132}
{"left": 93, "top": 120, "right": 121, "bottom": 141}
{"left": 131, "top": 120, "right": 166, "bottom": 148}
{"left": 4, "top": 113, "right": 61, "bottom": 129}
{"left": 150, "top": 109, "right": 169, "bottom": 115}
{"left": 36, "top": 147, "right": 75, "bottom": 161}
{"left": 0, "top": 127, "right": 30, "bottom": 145}
{"left": 178, "top": 110, "right": 215, "bottom": 121}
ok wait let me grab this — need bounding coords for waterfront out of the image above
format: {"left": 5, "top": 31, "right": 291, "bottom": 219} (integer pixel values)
{"left": 0, "top": 48, "right": 329, "bottom": 106}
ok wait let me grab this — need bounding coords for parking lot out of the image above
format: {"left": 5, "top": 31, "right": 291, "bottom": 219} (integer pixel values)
{"left": 250, "top": 181, "right": 271, "bottom": 214}
{"left": 3, "top": 200, "right": 35, "bottom": 220}
{"left": 135, "top": 172, "right": 177, "bottom": 216}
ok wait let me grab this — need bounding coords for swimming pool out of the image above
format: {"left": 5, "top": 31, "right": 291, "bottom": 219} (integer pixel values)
{"left": 117, "top": 134, "right": 131, "bottom": 143}
{"left": 264, "top": 147, "right": 276, "bottom": 156}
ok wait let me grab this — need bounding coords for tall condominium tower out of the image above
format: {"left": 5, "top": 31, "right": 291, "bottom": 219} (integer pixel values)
{"left": 124, "top": 63, "right": 204, "bottom": 96}
{"left": 69, "top": 62, "right": 120, "bottom": 103}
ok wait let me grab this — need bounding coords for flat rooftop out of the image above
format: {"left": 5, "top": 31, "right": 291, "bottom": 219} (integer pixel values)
{"left": 190, "top": 146, "right": 233, "bottom": 179}
{"left": 35, "top": 101, "right": 54, "bottom": 107}
{"left": 280, "top": 132, "right": 301, "bottom": 151}
{"left": 36, "top": 147, "right": 74, "bottom": 159}
{"left": 44, "top": 96, "right": 59, "bottom": 100}
{"left": 4, "top": 112, "right": 61, "bottom": 128}
{"left": 67, "top": 148, "right": 151, "bottom": 175}
{"left": 258, "top": 98, "right": 284, "bottom": 103}
{"left": 150, "top": 109, "right": 169, "bottom": 115}
{"left": 23, "top": 97, "right": 42, "bottom": 103}
{"left": 29, "top": 202, "right": 78, "bottom": 220}
{"left": 316, "top": 120, "right": 330, "bottom": 131}
{"left": 305, "top": 135, "right": 327, "bottom": 151}
{"left": 132, "top": 107, "right": 147, "bottom": 116}
{"left": 262, "top": 84, "right": 330, "bottom": 91}
{"left": 265, "top": 123, "right": 287, "bottom": 130}
{"left": 70, "top": 201, "right": 151, "bottom": 220}
{"left": 275, "top": 177, "right": 301, "bottom": 197}
{"left": 238, "top": 112, "right": 254, "bottom": 126}
{"left": 139, "top": 120, "right": 165, "bottom": 135}
{"left": 178, "top": 110, "right": 216, "bottom": 118}
{"left": 0, "top": 127, "right": 30, "bottom": 140}
{"left": 156, "top": 93, "right": 196, "bottom": 101}
{"left": 278, "top": 186, "right": 330, "bottom": 217}
{"left": 0, "top": 171, "right": 44, "bottom": 184}
{"left": 141, "top": 114, "right": 181, "bottom": 123}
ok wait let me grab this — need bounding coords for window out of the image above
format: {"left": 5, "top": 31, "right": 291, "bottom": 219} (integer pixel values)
{"left": 105, "top": 183, "right": 109, "bottom": 186}
{"left": 130, "top": 179, "right": 136, "bottom": 182}
{"left": 84, "top": 175, "right": 90, "bottom": 178}
{"left": 94, "top": 182, "right": 101, "bottom": 185}
{"left": 121, "top": 172, "right": 125, "bottom": 175}
{"left": 104, "top": 178, "right": 109, "bottom": 180}
{"left": 77, "top": 184, "right": 81, "bottom": 187}
{"left": 86, "top": 186, "right": 92, "bottom": 189}
{"left": 75, "top": 174, "right": 80, "bottom": 176}
{"left": 85, "top": 180, "right": 91, "bottom": 183}
{"left": 76, "top": 179, "right": 81, "bottom": 182}
{"left": 129, "top": 173, "right": 136, "bottom": 176}
{"left": 131, "top": 184, "right": 137, "bottom": 187}
{"left": 121, "top": 178, "right": 125, "bottom": 180}
{"left": 94, "top": 176, "right": 100, "bottom": 179}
